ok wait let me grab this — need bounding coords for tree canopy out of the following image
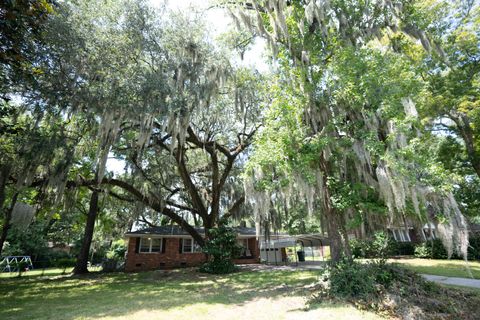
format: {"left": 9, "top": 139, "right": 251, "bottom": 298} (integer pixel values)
{"left": 0, "top": 0, "right": 479, "bottom": 269}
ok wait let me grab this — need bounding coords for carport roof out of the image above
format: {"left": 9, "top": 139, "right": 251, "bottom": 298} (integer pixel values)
{"left": 260, "top": 233, "right": 330, "bottom": 248}
{"left": 295, "top": 233, "right": 330, "bottom": 246}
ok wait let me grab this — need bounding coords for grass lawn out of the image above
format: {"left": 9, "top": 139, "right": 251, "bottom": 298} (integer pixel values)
{"left": 389, "top": 258, "right": 480, "bottom": 279}
{"left": 0, "top": 266, "right": 102, "bottom": 279}
{"left": 0, "top": 267, "right": 383, "bottom": 320}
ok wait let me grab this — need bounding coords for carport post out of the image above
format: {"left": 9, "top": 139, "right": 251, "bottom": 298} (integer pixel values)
{"left": 320, "top": 240, "right": 324, "bottom": 261}
{"left": 274, "top": 243, "right": 278, "bottom": 266}
{"left": 294, "top": 242, "right": 298, "bottom": 266}
{"left": 310, "top": 240, "right": 315, "bottom": 262}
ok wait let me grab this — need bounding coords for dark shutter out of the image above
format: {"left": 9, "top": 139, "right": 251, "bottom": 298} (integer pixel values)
{"left": 179, "top": 238, "right": 183, "bottom": 254}
{"left": 162, "top": 238, "right": 166, "bottom": 253}
{"left": 135, "top": 237, "right": 140, "bottom": 253}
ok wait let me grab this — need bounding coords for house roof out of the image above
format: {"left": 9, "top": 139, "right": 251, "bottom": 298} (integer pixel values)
{"left": 125, "top": 225, "right": 258, "bottom": 237}
{"left": 470, "top": 224, "right": 480, "bottom": 233}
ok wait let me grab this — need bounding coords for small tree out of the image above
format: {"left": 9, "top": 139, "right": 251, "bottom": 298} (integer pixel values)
{"left": 200, "top": 226, "right": 242, "bottom": 274}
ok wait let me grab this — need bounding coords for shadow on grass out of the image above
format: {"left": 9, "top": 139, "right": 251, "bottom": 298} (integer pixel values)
{"left": 0, "top": 268, "right": 322, "bottom": 320}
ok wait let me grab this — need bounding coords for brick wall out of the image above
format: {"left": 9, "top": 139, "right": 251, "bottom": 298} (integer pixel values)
{"left": 125, "top": 237, "right": 206, "bottom": 272}
{"left": 125, "top": 236, "right": 260, "bottom": 272}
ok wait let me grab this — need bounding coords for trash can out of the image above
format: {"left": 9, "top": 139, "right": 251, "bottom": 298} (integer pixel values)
{"left": 297, "top": 251, "right": 305, "bottom": 262}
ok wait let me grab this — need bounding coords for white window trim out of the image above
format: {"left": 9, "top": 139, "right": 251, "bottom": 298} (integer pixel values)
{"left": 182, "top": 238, "right": 201, "bottom": 253}
{"left": 139, "top": 237, "right": 162, "bottom": 253}
{"left": 422, "top": 228, "right": 436, "bottom": 240}
{"left": 392, "top": 229, "right": 411, "bottom": 242}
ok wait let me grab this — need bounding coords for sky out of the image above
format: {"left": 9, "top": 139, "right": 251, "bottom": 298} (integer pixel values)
{"left": 106, "top": 0, "right": 268, "bottom": 175}
{"left": 157, "top": 0, "right": 268, "bottom": 72}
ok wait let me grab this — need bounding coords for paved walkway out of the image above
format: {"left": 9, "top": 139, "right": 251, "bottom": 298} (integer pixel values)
{"left": 240, "top": 263, "right": 480, "bottom": 289}
{"left": 421, "top": 274, "right": 480, "bottom": 289}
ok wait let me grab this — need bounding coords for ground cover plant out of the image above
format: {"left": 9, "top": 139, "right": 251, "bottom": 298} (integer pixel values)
{"left": 311, "top": 260, "right": 480, "bottom": 320}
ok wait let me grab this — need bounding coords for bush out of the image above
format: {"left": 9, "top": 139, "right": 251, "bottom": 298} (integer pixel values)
{"left": 468, "top": 234, "right": 480, "bottom": 260}
{"left": 34, "top": 250, "right": 73, "bottom": 269}
{"left": 324, "top": 259, "right": 397, "bottom": 300}
{"left": 314, "top": 260, "right": 480, "bottom": 319}
{"left": 199, "top": 225, "right": 242, "bottom": 274}
{"left": 414, "top": 239, "right": 448, "bottom": 259}
{"left": 350, "top": 238, "right": 368, "bottom": 258}
{"left": 389, "top": 241, "right": 415, "bottom": 256}
{"left": 414, "top": 243, "right": 431, "bottom": 258}
{"left": 106, "top": 239, "right": 126, "bottom": 260}
{"left": 413, "top": 236, "right": 480, "bottom": 260}
{"left": 350, "top": 232, "right": 394, "bottom": 259}
{"left": 327, "top": 259, "right": 377, "bottom": 299}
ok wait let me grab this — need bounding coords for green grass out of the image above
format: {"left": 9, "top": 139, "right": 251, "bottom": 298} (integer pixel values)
{"left": 389, "top": 258, "right": 480, "bottom": 279}
{"left": 0, "top": 266, "right": 102, "bottom": 278}
{"left": 0, "top": 268, "right": 383, "bottom": 320}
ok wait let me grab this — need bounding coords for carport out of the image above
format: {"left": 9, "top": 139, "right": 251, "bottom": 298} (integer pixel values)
{"left": 259, "top": 233, "right": 330, "bottom": 265}
{"left": 294, "top": 233, "right": 330, "bottom": 263}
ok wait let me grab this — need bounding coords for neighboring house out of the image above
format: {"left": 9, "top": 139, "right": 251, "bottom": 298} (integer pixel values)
{"left": 47, "top": 242, "right": 73, "bottom": 253}
{"left": 470, "top": 223, "right": 480, "bottom": 235}
{"left": 388, "top": 222, "right": 479, "bottom": 243}
{"left": 124, "top": 226, "right": 260, "bottom": 272}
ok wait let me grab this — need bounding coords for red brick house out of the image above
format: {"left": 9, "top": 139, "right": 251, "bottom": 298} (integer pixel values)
{"left": 124, "top": 226, "right": 260, "bottom": 272}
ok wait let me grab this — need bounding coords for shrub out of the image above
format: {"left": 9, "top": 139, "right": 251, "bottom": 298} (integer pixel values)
{"left": 414, "top": 239, "right": 448, "bottom": 259}
{"left": 315, "top": 260, "right": 480, "bottom": 319}
{"left": 327, "top": 259, "right": 377, "bottom": 299}
{"left": 323, "top": 259, "right": 398, "bottom": 300}
{"left": 413, "top": 236, "right": 480, "bottom": 260}
{"left": 389, "top": 241, "right": 415, "bottom": 256}
{"left": 468, "top": 234, "right": 480, "bottom": 260}
{"left": 34, "top": 250, "right": 73, "bottom": 268}
{"left": 350, "top": 238, "right": 368, "bottom": 258}
{"left": 414, "top": 242, "right": 431, "bottom": 258}
{"left": 199, "top": 225, "right": 242, "bottom": 274}
{"left": 350, "top": 231, "right": 395, "bottom": 259}
{"left": 106, "top": 239, "right": 126, "bottom": 260}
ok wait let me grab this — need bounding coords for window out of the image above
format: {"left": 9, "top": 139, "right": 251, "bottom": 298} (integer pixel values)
{"left": 391, "top": 229, "right": 411, "bottom": 242}
{"left": 423, "top": 228, "right": 437, "bottom": 240}
{"left": 181, "top": 238, "right": 202, "bottom": 253}
{"left": 139, "top": 238, "right": 162, "bottom": 253}
{"left": 183, "top": 238, "right": 192, "bottom": 253}
{"left": 238, "top": 239, "right": 251, "bottom": 257}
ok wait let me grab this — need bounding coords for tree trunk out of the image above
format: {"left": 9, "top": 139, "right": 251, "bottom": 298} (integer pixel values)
{"left": 319, "top": 159, "right": 351, "bottom": 263}
{"left": 452, "top": 113, "right": 480, "bottom": 178}
{"left": 73, "top": 190, "right": 99, "bottom": 274}
{"left": 324, "top": 206, "right": 351, "bottom": 263}
{"left": 0, "top": 192, "right": 18, "bottom": 257}
{"left": 0, "top": 165, "right": 11, "bottom": 212}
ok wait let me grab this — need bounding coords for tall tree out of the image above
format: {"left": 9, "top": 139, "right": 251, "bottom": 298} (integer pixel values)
{"left": 0, "top": 102, "right": 80, "bottom": 256}
{"left": 21, "top": 0, "right": 266, "bottom": 270}
{"left": 419, "top": 2, "right": 480, "bottom": 178}
{"left": 234, "top": 0, "right": 470, "bottom": 261}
